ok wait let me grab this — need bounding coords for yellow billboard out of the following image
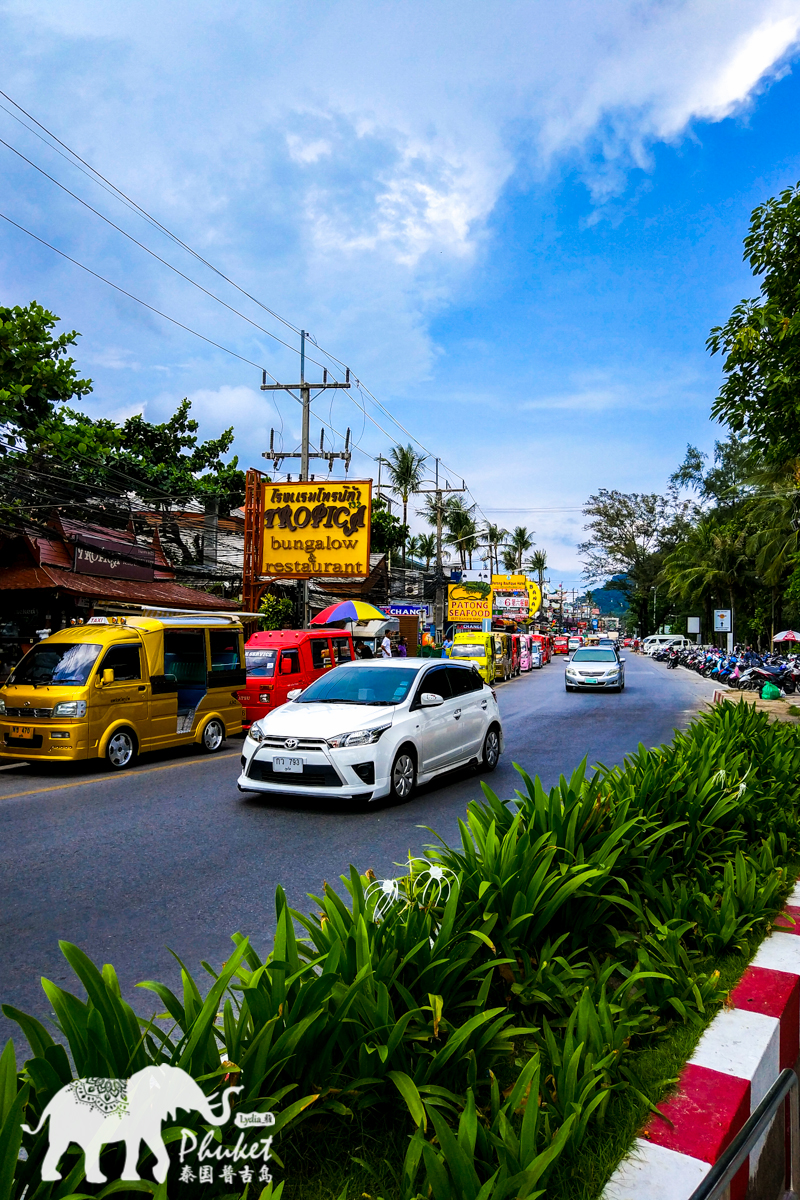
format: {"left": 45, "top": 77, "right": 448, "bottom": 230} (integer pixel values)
{"left": 448, "top": 582, "right": 492, "bottom": 621}
{"left": 261, "top": 479, "right": 372, "bottom": 579}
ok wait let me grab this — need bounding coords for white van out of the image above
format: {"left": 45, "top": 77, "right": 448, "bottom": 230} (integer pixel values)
{"left": 642, "top": 635, "right": 690, "bottom": 655}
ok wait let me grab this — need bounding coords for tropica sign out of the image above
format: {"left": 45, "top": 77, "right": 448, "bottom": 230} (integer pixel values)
{"left": 260, "top": 479, "right": 372, "bottom": 580}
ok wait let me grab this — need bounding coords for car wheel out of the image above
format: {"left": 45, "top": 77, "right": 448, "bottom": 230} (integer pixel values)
{"left": 106, "top": 728, "right": 137, "bottom": 770}
{"left": 201, "top": 718, "right": 226, "bottom": 752}
{"left": 390, "top": 748, "right": 416, "bottom": 801}
{"left": 479, "top": 726, "right": 501, "bottom": 772}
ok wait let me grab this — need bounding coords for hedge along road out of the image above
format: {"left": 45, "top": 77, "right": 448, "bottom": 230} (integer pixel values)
{"left": 0, "top": 651, "right": 719, "bottom": 1047}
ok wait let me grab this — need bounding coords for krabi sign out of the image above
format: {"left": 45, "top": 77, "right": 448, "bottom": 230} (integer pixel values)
{"left": 261, "top": 479, "right": 372, "bottom": 580}
{"left": 22, "top": 1063, "right": 274, "bottom": 1188}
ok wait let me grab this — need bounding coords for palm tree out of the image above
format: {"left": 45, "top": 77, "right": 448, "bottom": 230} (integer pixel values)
{"left": 384, "top": 445, "right": 426, "bottom": 566}
{"left": 663, "top": 521, "right": 753, "bottom": 640}
{"left": 508, "top": 526, "right": 534, "bottom": 572}
{"left": 528, "top": 549, "right": 548, "bottom": 593}
{"left": 482, "top": 523, "right": 508, "bottom": 575}
{"left": 443, "top": 498, "right": 479, "bottom": 569}
{"left": 417, "top": 532, "right": 437, "bottom": 570}
{"left": 405, "top": 535, "right": 422, "bottom": 565}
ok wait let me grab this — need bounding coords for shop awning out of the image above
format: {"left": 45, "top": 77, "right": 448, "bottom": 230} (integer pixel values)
{"left": 0, "top": 562, "right": 237, "bottom": 611}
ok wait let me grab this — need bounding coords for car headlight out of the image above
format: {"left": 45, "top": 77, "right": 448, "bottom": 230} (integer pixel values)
{"left": 0, "top": 698, "right": 5, "bottom": 715}
{"left": 52, "top": 701, "right": 87, "bottom": 718}
{"left": 326, "top": 723, "right": 391, "bottom": 749}
{"left": 248, "top": 721, "right": 265, "bottom": 743}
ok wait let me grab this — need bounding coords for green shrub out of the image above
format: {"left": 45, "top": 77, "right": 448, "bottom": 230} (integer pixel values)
{"left": 1, "top": 701, "right": 799, "bottom": 1200}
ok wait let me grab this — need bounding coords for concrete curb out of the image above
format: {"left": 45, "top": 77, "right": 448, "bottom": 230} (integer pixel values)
{"left": 603, "top": 884, "right": 800, "bottom": 1200}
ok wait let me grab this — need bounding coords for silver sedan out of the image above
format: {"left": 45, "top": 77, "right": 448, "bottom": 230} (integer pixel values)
{"left": 565, "top": 647, "right": 625, "bottom": 693}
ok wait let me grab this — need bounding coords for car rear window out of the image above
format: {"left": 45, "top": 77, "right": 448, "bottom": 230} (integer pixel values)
{"left": 310, "top": 639, "right": 333, "bottom": 669}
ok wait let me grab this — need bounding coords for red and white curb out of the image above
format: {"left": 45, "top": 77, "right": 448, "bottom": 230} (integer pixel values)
{"left": 603, "top": 883, "right": 800, "bottom": 1200}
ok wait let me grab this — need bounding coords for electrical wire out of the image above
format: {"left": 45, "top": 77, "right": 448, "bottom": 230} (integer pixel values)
{"left": 0, "top": 89, "right": 498, "bottom": 514}
{"left": 0, "top": 90, "right": 479, "bottom": 481}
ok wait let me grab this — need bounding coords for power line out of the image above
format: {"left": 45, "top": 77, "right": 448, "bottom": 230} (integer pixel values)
{"left": 0, "top": 90, "right": 482, "bottom": 497}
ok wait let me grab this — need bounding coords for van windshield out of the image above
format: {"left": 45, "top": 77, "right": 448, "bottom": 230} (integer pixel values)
{"left": 451, "top": 644, "right": 485, "bottom": 658}
{"left": 10, "top": 642, "right": 101, "bottom": 687}
{"left": 245, "top": 648, "right": 277, "bottom": 678}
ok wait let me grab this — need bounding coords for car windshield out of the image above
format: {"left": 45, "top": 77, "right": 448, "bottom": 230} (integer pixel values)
{"left": 245, "top": 648, "right": 277, "bottom": 678}
{"left": 571, "top": 648, "right": 617, "bottom": 663}
{"left": 297, "top": 665, "right": 419, "bottom": 706}
{"left": 450, "top": 644, "right": 485, "bottom": 658}
{"left": 9, "top": 642, "right": 101, "bottom": 686}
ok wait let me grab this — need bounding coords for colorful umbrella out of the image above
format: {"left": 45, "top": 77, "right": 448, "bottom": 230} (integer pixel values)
{"left": 773, "top": 630, "right": 800, "bottom": 642}
{"left": 311, "top": 600, "right": 388, "bottom": 625}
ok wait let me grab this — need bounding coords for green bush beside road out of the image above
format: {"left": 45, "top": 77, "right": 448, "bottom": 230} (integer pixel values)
{"left": 1, "top": 701, "right": 799, "bottom": 1199}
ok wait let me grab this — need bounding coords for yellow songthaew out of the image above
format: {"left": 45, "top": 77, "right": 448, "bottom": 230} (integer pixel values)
{"left": 0, "top": 613, "right": 245, "bottom": 769}
{"left": 450, "top": 631, "right": 496, "bottom": 684}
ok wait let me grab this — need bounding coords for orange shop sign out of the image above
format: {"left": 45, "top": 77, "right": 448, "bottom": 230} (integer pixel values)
{"left": 261, "top": 479, "right": 372, "bottom": 580}
{"left": 448, "top": 584, "right": 492, "bottom": 621}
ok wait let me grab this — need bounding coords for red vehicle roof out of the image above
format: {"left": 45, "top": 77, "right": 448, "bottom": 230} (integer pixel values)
{"left": 245, "top": 628, "right": 345, "bottom": 648}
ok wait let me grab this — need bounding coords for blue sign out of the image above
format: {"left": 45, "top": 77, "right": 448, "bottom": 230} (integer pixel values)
{"left": 389, "top": 604, "right": 432, "bottom": 617}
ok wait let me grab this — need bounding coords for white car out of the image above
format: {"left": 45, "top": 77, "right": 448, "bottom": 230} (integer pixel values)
{"left": 237, "top": 657, "right": 503, "bottom": 804}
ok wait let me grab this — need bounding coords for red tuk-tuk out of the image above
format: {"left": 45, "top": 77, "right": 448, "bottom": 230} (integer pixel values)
{"left": 238, "top": 628, "right": 355, "bottom": 728}
{"left": 553, "top": 635, "right": 569, "bottom": 655}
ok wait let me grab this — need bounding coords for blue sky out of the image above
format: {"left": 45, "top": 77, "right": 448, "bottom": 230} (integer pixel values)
{"left": 2, "top": 1, "right": 800, "bottom": 583}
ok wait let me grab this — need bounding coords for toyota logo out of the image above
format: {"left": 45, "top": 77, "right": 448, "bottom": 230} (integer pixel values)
{"left": 23, "top": 701, "right": 30, "bottom": 707}
{"left": 284, "top": 738, "right": 299, "bottom": 750}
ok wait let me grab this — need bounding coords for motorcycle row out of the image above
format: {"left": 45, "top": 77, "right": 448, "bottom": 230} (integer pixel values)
{"left": 651, "top": 643, "right": 800, "bottom": 695}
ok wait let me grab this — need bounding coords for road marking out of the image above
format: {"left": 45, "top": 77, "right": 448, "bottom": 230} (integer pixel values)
{"left": 0, "top": 762, "right": 26, "bottom": 771}
{"left": 0, "top": 752, "right": 242, "bottom": 801}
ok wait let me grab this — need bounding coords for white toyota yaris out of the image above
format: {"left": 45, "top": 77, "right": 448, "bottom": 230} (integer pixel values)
{"left": 237, "top": 657, "right": 503, "bottom": 803}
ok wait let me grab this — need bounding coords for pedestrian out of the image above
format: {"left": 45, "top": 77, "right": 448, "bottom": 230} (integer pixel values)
{"left": 380, "top": 631, "right": 392, "bottom": 658}
{"left": 442, "top": 634, "right": 454, "bottom": 659}
{"left": 357, "top": 641, "right": 373, "bottom": 658}
{"left": 397, "top": 635, "right": 408, "bottom": 658}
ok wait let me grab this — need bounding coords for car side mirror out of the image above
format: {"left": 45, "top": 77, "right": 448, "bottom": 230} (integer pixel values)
{"left": 287, "top": 688, "right": 304, "bottom": 701}
{"left": 98, "top": 668, "right": 115, "bottom": 686}
{"left": 620, "top": 657, "right": 627, "bottom": 663}
{"left": 421, "top": 692, "right": 444, "bottom": 707}
{"left": 280, "top": 659, "right": 293, "bottom": 675}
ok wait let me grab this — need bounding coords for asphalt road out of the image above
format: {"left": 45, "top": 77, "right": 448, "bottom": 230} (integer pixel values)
{"left": 0, "top": 652, "right": 718, "bottom": 1049}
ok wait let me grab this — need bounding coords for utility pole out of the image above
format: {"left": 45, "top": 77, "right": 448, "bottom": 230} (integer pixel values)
{"left": 260, "top": 330, "right": 352, "bottom": 626}
{"left": 416, "top": 458, "right": 466, "bottom": 642}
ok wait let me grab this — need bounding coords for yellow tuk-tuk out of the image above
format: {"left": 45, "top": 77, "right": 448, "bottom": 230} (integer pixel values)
{"left": 0, "top": 613, "right": 246, "bottom": 769}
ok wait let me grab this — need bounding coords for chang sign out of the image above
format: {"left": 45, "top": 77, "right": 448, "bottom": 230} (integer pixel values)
{"left": 261, "top": 480, "right": 372, "bottom": 580}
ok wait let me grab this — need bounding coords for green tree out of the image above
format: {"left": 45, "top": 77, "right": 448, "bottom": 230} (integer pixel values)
{"left": 0, "top": 302, "right": 93, "bottom": 440}
{"left": 507, "top": 525, "right": 534, "bottom": 572}
{"left": 384, "top": 445, "right": 426, "bottom": 566}
{"left": 482, "top": 523, "right": 508, "bottom": 575}
{"left": 370, "top": 496, "right": 407, "bottom": 556}
{"left": 528, "top": 549, "right": 548, "bottom": 592}
{"left": 258, "top": 593, "right": 294, "bottom": 630}
{"left": 708, "top": 182, "right": 800, "bottom": 464}
{"left": 580, "top": 488, "right": 693, "bottom": 635}
{"left": 417, "top": 532, "right": 436, "bottom": 571}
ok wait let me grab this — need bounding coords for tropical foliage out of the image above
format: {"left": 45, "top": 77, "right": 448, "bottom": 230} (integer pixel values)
{"left": 1, "top": 702, "right": 797, "bottom": 1200}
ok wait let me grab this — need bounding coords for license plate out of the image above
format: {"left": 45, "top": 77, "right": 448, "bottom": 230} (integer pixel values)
{"left": 584, "top": 678, "right": 598, "bottom": 685}
{"left": 10, "top": 726, "right": 34, "bottom": 739}
{"left": 272, "top": 756, "right": 303, "bottom": 773}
